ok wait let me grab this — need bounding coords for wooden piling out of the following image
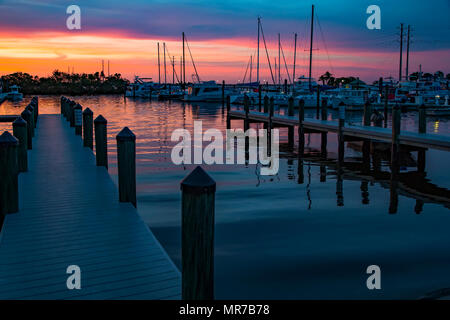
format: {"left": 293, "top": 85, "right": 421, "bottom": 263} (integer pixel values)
{"left": 258, "top": 84, "right": 262, "bottom": 112}
{"left": 338, "top": 104, "right": 346, "bottom": 163}
{"left": 116, "top": 127, "right": 136, "bottom": 207}
{"left": 263, "top": 95, "right": 269, "bottom": 113}
{"left": 82, "top": 108, "right": 94, "bottom": 149}
{"left": 419, "top": 104, "right": 426, "bottom": 134}
{"left": 0, "top": 131, "right": 19, "bottom": 215}
{"left": 363, "top": 101, "right": 371, "bottom": 126}
{"left": 12, "top": 117, "right": 28, "bottom": 172}
{"left": 316, "top": 85, "right": 320, "bottom": 119}
{"left": 298, "top": 99, "right": 305, "bottom": 157}
{"left": 221, "top": 80, "right": 225, "bottom": 102}
{"left": 384, "top": 86, "right": 388, "bottom": 128}
{"left": 391, "top": 104, "right": 401, "bottom": 177}
{"left": 74, "top": 104, "right": 82, "bottom": 136}
{"left": 284, "top": 79, "right": 288, "bottom": 94}
{"left": 181, "top": 166, "right": 216, "bottom": 300}
{"left": 94, "top": 115, "right": 108, "bottom": 168}
{"left": 243, "top": 95, "right": 250, "bottom": 132}
{"left": 288, "top": 96, "right": 294, "bottom": 147}
{"left": 69, "top": 101, "right": 76, "bottom": 127}
{"left": 32, "top": 96, "right": 38, "bottom": 122}
{"left": 25, "top": 105, "right": 35, "bottom": 137}
{"left": 226, "top": 95, "right": 231, "bottom": 129}
{"left": 20, "top": 109, "right": 32, "bottom": 150}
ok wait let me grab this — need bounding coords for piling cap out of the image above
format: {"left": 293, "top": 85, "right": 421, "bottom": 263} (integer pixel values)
{"left": 0, "top": 131, "right": 19, "bottom": 147}
{"left": 83, "top": 107, "right": 93, "bottom": 115}
{"left": 21, "top": 109, "right": 32, "bottom": 118}
{"left": 94, "top": 115, "right": 107, "bottom": 124}
{"left": 13, "top": 116, "right": 27, "bottom": 127}
{"left": 74, "top": 103, "right": 82, "bottom": 110}
{"left": 180, "top": 166, "right": 216, "bottom": 194}
{"left": 30, "top": 100, "right": 37, "bottom": 106}
{"left": 26, "top": 104, "right": 34, "bottom": 111}
{"left": 116, "top": 127, "right": 136, "bottom": 141}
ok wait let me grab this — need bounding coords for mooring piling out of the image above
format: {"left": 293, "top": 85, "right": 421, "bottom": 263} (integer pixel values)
{"left": 116, "top": 127, "right": 137, "bottom": 207}
{"left": 181, "top": 166, "right": 216, "bottom": 300}
{"left": 82, "top": 108, "right": 94, "bottom": 149}
{"left": 12, "top": 116, "right": 28, "bottom": 172}
{"left": 74, "top": 104, "right": 83, "bottom": 136}
{"left": 20, "top": 109, "right": 32, "bottom": 150}
{"left": 94, "top": 115, "right": 108, "bottom": 168}
{"left": 0, "top": 131, "right": 19, "bottom": 215}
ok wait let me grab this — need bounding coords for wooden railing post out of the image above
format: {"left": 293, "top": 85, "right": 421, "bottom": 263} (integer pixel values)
{"left": 181, "top": 166, "right": 216, "bottom": 300}
{"left": 25, "top": 104, "right": 35, "bottom": 137}
{"left": 419, "top": 104, "right": 426, "bottom": 134}
{"left": 391, "top": 104, "right": 401, "bottom": 177}
{"left": 0, "top": 131, "right": 19, "bottom": 215}
{"left": 116, "top": 127, "right": 136, "bottom": 207}
{"left": 94, "top": 115, "right": 108, "bottom": 168}
{"left": 12, "top": 117, "right": 28, "bottom": 172}
{"left": 74, "top": 104, "right": 82, "bottom": 136}
{"left": 20, "top": 109, "right": 32, "bottom": 150}
{"left": 82, "top": 108, "right": 94, "bottom": 149}
{"left": 263, "top": 95, "right": 269, "bottom": 114}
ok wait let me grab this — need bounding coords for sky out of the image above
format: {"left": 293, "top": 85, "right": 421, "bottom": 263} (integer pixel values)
{"left": 0, "top": 0, "right": 449, "bottom": 83}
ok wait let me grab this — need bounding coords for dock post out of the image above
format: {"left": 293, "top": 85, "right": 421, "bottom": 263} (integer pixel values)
{"left": 0, "top": 131, "right": 19, "bottom": 215}
{"left": 320, "top": 98, "right": 328, "bottom": 157}
{"left": 284, "top": 79, "right": 288, "bottom": 94}
{"left": 418, "top": 104, "right": 427, "bottom": 173}
{"left": 391, "top": 104, "right": 401, "bottom": 177}
{"left": 288, "top": 96, "right": 294, "bottom": 147}
{"left": 69, "top": 100, "right": 76, "bottom": 127}
{"left": 363, "top": 101, "right": 371, "bottom": 126}
{"left": 226, "top": 95, "right": 231, "bottom": 129}
{"left": 116, "top": 127, "right": 136, "bottom": 207}
{"left": 30, "top": 100, "right": 38, "bottom": 127}
{"left": 32, "top": 96, "right": 38, "bottom": 122}
{"left": 222, "top": 80, "right": 225, "bottom": 103}
{"left": 25, "top": 104, "right": 35, "bottom": 137}
{"left": 74, "top": 104, "right": 82, "bottom": 136}
{"left": 94, "top": 115, "right": 108, "bottom": 168}
{"left": 263, "top": 95, "right": 269, "bottom": 113}
{"left": 298, "top": 99, "right": 305, "bottom": 157}
{"left": 181, "top": 166, "right": 216, "bottom": 300}
{"left": 12, "top": 117, "right": 28, "bottom": 172}
{"left": 338, "top": 104, "right": 346, "bottom": 163}
{"left": 60, "top": 97, "right": 64, "bottom": 116}
{"left": 20, "top": 109, "right": 32, "bottom": 150}
{"left": 82, "top": 108, "right": 94, "bottom": 149}
{"left": 316, "top": 86, "right": 320, "bottom": 119}
{"left": 258, "top": 84, "right": 262, "bottom": 112}
{"left": 384, "top": 86, "right": 389, "bottom": 128}
{"left": 419, "top": 104, "right": 426, "bottom": 134}
{"left": 243, "top": 94, "right": 250, "bottom": 132}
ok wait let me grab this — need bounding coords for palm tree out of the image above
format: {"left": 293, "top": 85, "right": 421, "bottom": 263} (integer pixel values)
{"left": 319, "top": 71, "right": 333, "bottom": 85}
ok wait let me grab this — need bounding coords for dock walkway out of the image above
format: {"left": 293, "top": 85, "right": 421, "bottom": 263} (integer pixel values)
{"left": 229, "top": 109, "right": 450, "bottom": 151}
{"left": 0, "top": 114, "right": 181, "bottom": 299}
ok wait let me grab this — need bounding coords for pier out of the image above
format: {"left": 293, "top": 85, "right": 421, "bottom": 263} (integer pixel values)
{"left": 0, "top": 98, "right": 181, "bottom": 299}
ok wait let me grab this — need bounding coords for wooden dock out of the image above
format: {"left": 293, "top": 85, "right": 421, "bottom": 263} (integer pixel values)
{"left": 228, "top": 109, "right": 450, "bottom": 151}
{"left": 0, "top": 114, "right": 181, "bottom": 300}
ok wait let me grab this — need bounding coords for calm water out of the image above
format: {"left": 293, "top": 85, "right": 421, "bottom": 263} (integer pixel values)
{"left": 1, "top": 95, "right": 450, "bottom": 299}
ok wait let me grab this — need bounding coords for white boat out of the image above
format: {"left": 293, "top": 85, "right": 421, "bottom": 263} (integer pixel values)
{"left": 6, "top": 85, "right": 23, "bottom": 101}
{"left": 327, "top": 88, "right": 370, "bottom": 111}
{"left": 125, "top": 76, "right": 160, "bottom": 98}
{"left": 183, "top": 81, "right": 230, "bottom": 102}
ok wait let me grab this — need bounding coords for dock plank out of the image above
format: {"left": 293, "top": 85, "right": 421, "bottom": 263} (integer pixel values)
{"left": 0, "top": 114, "right": 181, "bottom": 300}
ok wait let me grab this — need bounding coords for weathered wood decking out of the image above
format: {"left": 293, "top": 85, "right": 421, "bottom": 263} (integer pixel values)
{"left": 229, "top": 110, "right": 450, "bottom": 151}
{"left": 0, "top": 114, "right": 181, "bottom": 299}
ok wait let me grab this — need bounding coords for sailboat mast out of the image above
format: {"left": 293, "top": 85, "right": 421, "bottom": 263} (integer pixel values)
{"left": 399, "top": 23, "right": 404, "bottom": 82}
{"left": 172, "top": 56, "right": 175, "bottom": 84}
{"left": 250, "top": 55, "right": 253, "bottom": 83}
{"left": 278, "top": 33, "right": 281, "bottom": 86}
{"left": 157, "top": 42, "right": 161, "bottom": 84}
{"left": 182, "top": 32, "right": 186, "bottom": 87}
{"left": 406, "top": 25, "right": 410, "bottom": 81}
{"left": 163, "top": 43, "right": 166, "bottom": 85}
{"left": 257, "top": 17, "right": 260, "bottom": 84}
{"left": 309, "top": 4, "right": 314, "bottom": 91}
{"left": 293, "top": 33, "right": 297, "bottom": 86}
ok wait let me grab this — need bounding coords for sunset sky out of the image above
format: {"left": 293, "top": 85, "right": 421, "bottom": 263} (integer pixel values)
{"left": 0, "top": 0, "right": 448, "bottom": 83}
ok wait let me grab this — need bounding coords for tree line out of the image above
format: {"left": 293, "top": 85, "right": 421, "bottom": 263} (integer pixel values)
{"left": 1, "top": 70, "right": 129, "bottom": 95}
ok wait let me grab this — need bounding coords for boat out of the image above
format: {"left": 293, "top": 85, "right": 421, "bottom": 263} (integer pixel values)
{"left": 125, "top": 76, "right": 160, "bottom": 98}
{"left": 327, "top": 88, "right": 371, "bottom": 111}
{"left": 183, "top": 81, "right": 231, "bottom": 102}
{"left": 6, "top": 85, "right": 23, "bottom": 101}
